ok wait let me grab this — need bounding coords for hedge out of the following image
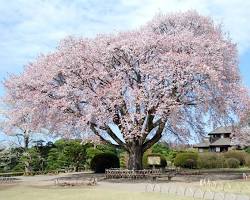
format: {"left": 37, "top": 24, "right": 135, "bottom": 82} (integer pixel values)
{"left": 90, "top": 153, "right": 120, "bottom": 173}
{"left": 119, "top": 152, "right": 128, "bottom": 169}
{"left": 245, "top": 155, "right": 250, "bottom": 167}
{"left": 196, "top": 150, "right": 250, "bottom": 169}
{"left": 174, "top": 152, "right": 198, "bottom": 169}
{"left": 223, "top": 151, "right": 247, "bottom": 165}
{"left": 198, "top": 153, "right": 225, "bottom": 169}
{"left": 225, "top": 158, "right": 240, "bottom": 168}
{"left": 0, "top": 172, "right": 24, "bottom": 177}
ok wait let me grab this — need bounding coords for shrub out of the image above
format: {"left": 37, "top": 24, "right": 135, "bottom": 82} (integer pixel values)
{"left": 244, "top": 147, "right": 250, "bottom": 154}
{"left": 119, "top": 152, "right": 128, "bottom": 169}
{"left": 174, "top": 152, "right": 198, "bottom": 168}
{"left": 20, "top": 148, "right": 42, "bottom": 172}
{"left": 143, "top": 153, "right": 167, "bottom": 169}
{"left": 223, "top": 151, "right": 247, "bottom": 165}
{"left": 225, "top": 158, "right": 240, "bottom": 168}
{"left": 63, "top": 141, "right": 89, "bottom": 172}
{"left": 185, "top": 159, "right": 196, "bottom": 168}
{"left": 152, "top": 143, "right": 170, "bottom": 155}
{"left": 198, "top": 153, "right": 225, "bottom": 169}
{"left": 90, "top": 153, "right": 120, "bottom": 173}
{"left": 12, "top": 163, "right": 25, "bottom": 172}
{"left": 85, "top": 147, "right": 102, "bottom": 169}
{"left": 95, "top": 144, "right": 117, "bottom": 155}
{"left": 245, "top": 155, "right": 250, "bottom": 167}
{"left": 86, "top": 144, "right": 118, "bottom": 169}
{"left": 46, "top": 148, "right": 67, "bottom": 170}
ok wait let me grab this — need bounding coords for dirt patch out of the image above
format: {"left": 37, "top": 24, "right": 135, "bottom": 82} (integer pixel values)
{"left": 0, "top": 184, "right": 20, "bottom": 191}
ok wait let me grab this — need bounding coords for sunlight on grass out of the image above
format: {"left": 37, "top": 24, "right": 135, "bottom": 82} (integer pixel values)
{"left": 201, "top": 181, "right": 250, "bottom": 196}
{"left": 0, "top": 185, "right": 196, "bottom": 200}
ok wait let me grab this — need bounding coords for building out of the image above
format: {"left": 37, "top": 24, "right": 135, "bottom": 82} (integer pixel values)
{"left": 194, "top": 127, "right": 240, "bottom": 153}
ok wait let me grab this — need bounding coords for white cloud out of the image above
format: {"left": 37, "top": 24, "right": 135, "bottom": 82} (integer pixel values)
{"left": 119, "top": 0, "right": 250, "bottom": 54}
{"left": 0, "top": 0, "right": 249, "bottom": 79}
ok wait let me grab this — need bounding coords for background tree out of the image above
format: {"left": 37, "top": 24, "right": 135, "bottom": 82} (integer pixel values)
{"left": 0, "top": 110, "right": 49, "bottom": 173}
{"left": 0, "top": 148, "right": 22, "bottom": 172}
{"left": 63, "top": 140, "right": 90, "bottom": 172}
{"left": 3, "top": 11, "right": 249, "bottom": 170}
{"left": 46, "top": 139, "right": 90, "bottom": 172}
{"left": 151, "top": 142, "right": 177, "bottom": 162}
{"left": 0, "top": 102, "right": 33, "bottom": 150}
{"left": 20, "top": 147, "right": 42, "bottom": 174}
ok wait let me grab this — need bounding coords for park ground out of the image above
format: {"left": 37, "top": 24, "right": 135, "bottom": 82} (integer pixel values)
{"left": 0, "top": 185, "right": 193, "bottom": 200}
{"left": 1, "top": 171, "right": 250, "bottom": 200}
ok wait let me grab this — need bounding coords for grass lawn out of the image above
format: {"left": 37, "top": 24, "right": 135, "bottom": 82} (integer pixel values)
{"left": 0, "top": 185, "right": 196, "bottom": 200}
{"left": 201, "top": 181, "right": 250, "bottom": 196}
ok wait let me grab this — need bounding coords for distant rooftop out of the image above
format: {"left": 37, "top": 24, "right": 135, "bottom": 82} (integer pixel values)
{"left": 193, "top": 140, "right": 210, "bottom": 148}
{"left": 194, "top": 137, "right": 232, "bottom": 148}
{"left": 208, "top": 126, "right": 233, "bottom": 135}
{"left": 209, "top": 138, "right": 232, "bottom": 146}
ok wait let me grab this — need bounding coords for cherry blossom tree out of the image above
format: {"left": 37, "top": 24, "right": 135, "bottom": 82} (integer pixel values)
{"left": 3, "top": 11, "right": 249, "bottom": 169}
{"left": 0, "top": 103, "right": 42, "bottom": 173}
{"left": 236, "top": 104, "right": 250, "bottom": 146}
{"left": 0, "top": 103, "right": 33, "bottom": 150}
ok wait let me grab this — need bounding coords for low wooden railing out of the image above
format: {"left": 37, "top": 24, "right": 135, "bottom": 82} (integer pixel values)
{"left": 105, "top": 168, "right": 162, "bottom": 179}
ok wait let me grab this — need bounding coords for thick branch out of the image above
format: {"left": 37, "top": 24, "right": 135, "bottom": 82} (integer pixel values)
{"left": 142, "top": 120, "right": 165, "bottom": 152}
{"left": 104, "top": 125, "right": 128, "bottom": 151}
{"left": 141, "top": 114, "right": 154, "bottom": 143}
{"left": 90, "top": 124, "right": 120, "bottom": 148}
{"left": 90, "top": 122, "right": 128, "bottom": 150}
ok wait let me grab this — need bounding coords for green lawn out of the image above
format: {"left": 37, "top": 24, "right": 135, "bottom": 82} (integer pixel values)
{"left": 0, "top": 185, "right": 196, "bottom": 200}
{"left": 201, "top": 181, "right": 250, "bottom": 196}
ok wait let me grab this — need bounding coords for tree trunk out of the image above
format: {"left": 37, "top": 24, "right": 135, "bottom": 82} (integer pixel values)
{"left": 127, "top": 145, "right": 143, "bottom": 170}
{"left": 75, "top": 161, "right": 80, "bottom": 172}
{"left": 24, "top": 134, "right": 29, "bottom": 149}
{"left": 24, "top": 161, "right": 32, "bottom": 175}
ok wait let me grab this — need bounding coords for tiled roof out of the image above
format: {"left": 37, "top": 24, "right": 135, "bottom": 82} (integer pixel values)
{"left": 208, "top": 126, "right": 233, "bottom": 135}
{"left": 194, "top": 137, "right": 232, "bottom": 148}
{"left": 209, "top": 138, "right": 232, "bottom": 146}
{"left": 193, "top": 140, "right": 210, "bottom": 148}
{"left": 194, "top": 125, "right": 250, "bottom": 148}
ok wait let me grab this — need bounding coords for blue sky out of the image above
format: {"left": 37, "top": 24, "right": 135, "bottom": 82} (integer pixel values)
{"left": 0, "top": 0, "right": 250, "bottom": 146}
{"left": 0, "top": 0, "right": 250, "bottom": 96}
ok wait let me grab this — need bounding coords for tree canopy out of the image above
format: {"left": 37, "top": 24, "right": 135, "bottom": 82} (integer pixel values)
{"left": 3, "top": 11, "right": 249, "bottom": 169}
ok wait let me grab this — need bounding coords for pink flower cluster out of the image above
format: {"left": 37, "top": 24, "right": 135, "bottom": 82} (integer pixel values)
{"left": 3, "top": 11, "right": 249, "bottom": 144}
